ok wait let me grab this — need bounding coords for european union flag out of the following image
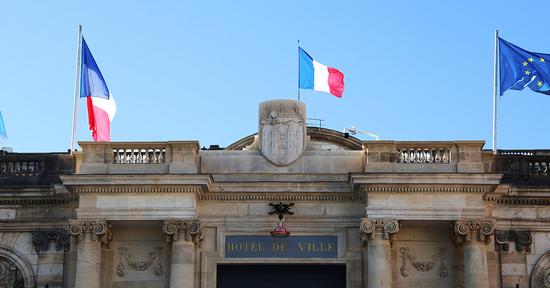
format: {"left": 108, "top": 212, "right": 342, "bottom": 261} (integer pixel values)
{"left": 499, "top": 37, "right": 550, "bottom": 96}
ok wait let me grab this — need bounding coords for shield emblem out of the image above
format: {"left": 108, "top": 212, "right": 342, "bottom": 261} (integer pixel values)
{"left": 259, "top": 100, "right": 307, "bottom": 166}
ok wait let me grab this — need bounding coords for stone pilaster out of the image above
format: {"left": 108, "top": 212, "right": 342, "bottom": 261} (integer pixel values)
{"left": 360, "top": 218, "right": 399, "bottom": 288}
{"left": 453, "top": 219, "right": 495, "bottom": 288}
{"left": 163, "top": 219, "right": 202, "bottom": 288}
{"left": 68, "top": 220, "right": 112, "bottom": 288}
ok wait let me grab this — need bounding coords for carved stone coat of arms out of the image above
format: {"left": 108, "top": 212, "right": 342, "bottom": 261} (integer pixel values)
{"left": 258, "top": 100, "right": 306, "bottom": 166}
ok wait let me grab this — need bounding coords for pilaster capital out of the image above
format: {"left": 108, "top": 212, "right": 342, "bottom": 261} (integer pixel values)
{"left": 163, "top": 219, "right": 203, "bottom": 244}
{"left": 32, "top": 230, "right": 69, "bottom": 253}
{"left": 68, "top": 220, "right": 112, "bottom": 246}
{"left": 360, "top": 218, "right": 400, "bottom": 245}
{"left": 452, "top": 219, "right": 494, "bottom": 245}
{"left": 495, "top": 230, "right": 532, "bottom": 252}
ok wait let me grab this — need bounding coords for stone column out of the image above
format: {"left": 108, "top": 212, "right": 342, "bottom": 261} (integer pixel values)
{"left": 360, "top": 218, "right": 400, "bottom": 288}
{"left": 163, "top": 219, "right": 202, "bottom": 288}
{"left": 453, "top": 219, "right": 495, "bottom": 288}
{"left": 68, "top": 221, "right": 111, "bottom": 288}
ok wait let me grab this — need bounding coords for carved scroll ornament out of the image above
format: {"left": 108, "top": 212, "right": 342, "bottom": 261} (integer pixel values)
{"left": 453, "top": 219, "right": 494, "bottom": 245}
{"left": 163, "top": 219, "right": 203, "bottom": 244}
{"left": 68, "top": 221, "right": 112, "bottom": 246}
{"left": 360, "top": 218, "right": 400, "bottom": 245}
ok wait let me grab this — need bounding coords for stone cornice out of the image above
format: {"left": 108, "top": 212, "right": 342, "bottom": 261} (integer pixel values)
{"left": 201, "top": 192, "right": 363, "bottom": 202}
{"left": 486, "top": 196, "right": 550, "bottom": 206}
{"left": 0, "top": 195, "right": 77, "bottom": 206}
{"left": 61, "top": 175, "right": 212, "bottom": 196}
{"left": 351, "top": 173, "right": 502, "bottom": 186}
{"left": 61, "top": 174, "right": 212, "bottom": 190}
{"left": 362, "top": 184, "right": 490, "bottom": 193}
{"left": 73, "top": 185, "right": 203, "bottom": 194}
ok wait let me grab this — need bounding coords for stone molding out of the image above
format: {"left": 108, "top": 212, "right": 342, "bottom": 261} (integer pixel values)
{"left": 0, "top": 195, "right": 77, "bottom": 206}
{"left": 201, "top": 192, "right": 362, "bottom": 202}
{"left": 163, "top": 219, "right": 203, "bottom": 244}
{"left": 32, "top": 230, "right": 69, "bottom": 253}
{"left": 452, "top": 219, "right": 495, "bottom": 245}
{"left": 359, "top": 218, "right": 400, "bottom": 245}
{"left": 68, "top": 220, "right": 112, "bottom": 246}
{"left": 494, "top": 230, "right": 532, "bottom": 252}
{"left": 487, "top": 196, "right": 550, "bottom": 206}
{"left": 362, "top": 185, "right": 489, "bottom": 193}
{"left": 73, "top": 186, "right": 203, "bottom": 194}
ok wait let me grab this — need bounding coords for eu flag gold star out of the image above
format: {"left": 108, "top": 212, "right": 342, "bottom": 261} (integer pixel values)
{"left": 541, "top": 58, "right": 546, "bottom": 63}
{"left": 538, "top": 81, "right": 543, "bottom": 87}
{"left": 525, "top": 70, "right": 531, "bottom": 75}
{"left": 528, "top": 57, "right": 534, "bottom": 62}
{"left": 522, "top": 61, "right": 528, "bottom": 66}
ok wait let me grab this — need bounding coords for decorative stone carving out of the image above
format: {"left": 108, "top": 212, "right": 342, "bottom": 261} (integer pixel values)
{"left": 116, "top": 246, "right": 163, "bottom": 278}
{"left": 452, "top": 219, "right": 494, "bottom": 245}
{"left": 495, "top": 230, "right": 532, "bottom": 252}
{"left": 530, "top": 251, "right": 550, "bottom": 288}
{"left": 258, "top": 100, "right": 306, "bottom": 166}
{"left": 163, "top": 219, "right": 202, "bottom": 244}
{"left": 360, "top": 218, "right": 400, "bottom": 245}
{"left": 68, "top": 220, "right": 112, "bottom": 246}
{"left": 32, "top": 230, "right": 69, "bottom": 253}
{"left": 399, "top": 247, "right": 448, "bottom": 279}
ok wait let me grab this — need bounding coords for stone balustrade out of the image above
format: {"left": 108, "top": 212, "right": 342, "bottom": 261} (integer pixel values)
{"left": 0, "top": 158, "right": 41, "bottom": 176}
{"left": 0, "top": 152, "right": 74, "bottom": 184}
{"left": 363, "top": 140, "right": 484, "bottom": 173}
{"left": 112, "top": 146, "right": 166, "bottom": 164}
{"left": 78, "top": 141, "right": 200, "bottom": 174}
{"left": 397, "top": 147, "right": 452, "bottom": 164}
{"left": 495, "top": 150, "right": 550, "bottom": 185}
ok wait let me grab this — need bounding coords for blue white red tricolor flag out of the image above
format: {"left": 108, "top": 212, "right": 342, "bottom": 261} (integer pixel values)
{"left": 80, "top": 38, "right": 116, "bottom": 141}
{"left": 299, "top": 47, "right": 344, "bottom": 98}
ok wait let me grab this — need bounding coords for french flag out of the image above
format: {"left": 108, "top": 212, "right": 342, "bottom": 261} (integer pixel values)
{"left": 299, "top": 47, "right": 344, "bottom": 98}
{"left": 80, "top": 38, "right": 116, "bottom": 142}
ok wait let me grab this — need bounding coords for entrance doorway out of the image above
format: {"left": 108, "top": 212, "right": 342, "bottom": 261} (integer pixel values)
{"left": 217, "top": 264, "right": 346, "bottom": 288}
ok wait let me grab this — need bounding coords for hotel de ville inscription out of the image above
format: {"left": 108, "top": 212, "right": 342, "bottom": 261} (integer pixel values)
{"left": 225, "top": 236, "right": 338, "bottom": 258}
{"left": 259, "top": 100, "right": 307, "bottom": 166}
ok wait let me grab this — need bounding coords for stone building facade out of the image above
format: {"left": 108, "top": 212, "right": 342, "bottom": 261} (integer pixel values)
{"left": 0, "top": 99, "right": 549, "bottom": 288}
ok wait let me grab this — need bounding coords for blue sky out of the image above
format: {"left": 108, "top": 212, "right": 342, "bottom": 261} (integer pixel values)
{"left": 1, "top": 0, "right": 550, "bottom": 152}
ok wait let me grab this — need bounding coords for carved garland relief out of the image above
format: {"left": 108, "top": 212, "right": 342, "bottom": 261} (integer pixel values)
{"left": 116, "top": 245, "right": 164, "bottom": 279}
{"left": 400, "top": 247, "right": 448, "bottom": 279}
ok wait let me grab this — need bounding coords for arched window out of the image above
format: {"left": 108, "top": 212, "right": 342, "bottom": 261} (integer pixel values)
{"left": 0, "top": 257, "right": 24, "bottom": 288}
{"left": 0, "top": 245, "right": 35, "bottom": 288}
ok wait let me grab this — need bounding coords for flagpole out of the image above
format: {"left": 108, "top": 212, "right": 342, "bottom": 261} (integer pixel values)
{"left": 492, "top": 29, "right": 499, "bottom": 154}
{"left": 70, "top": 25, "right": 83, "bottom": 154}
{"left": 297, "top": 40, "right": 301, "bottom": 102}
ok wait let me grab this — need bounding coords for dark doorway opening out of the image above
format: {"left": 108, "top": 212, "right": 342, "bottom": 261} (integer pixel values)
{"left": 217, "top": 264, "right": 346, "bottom": 288}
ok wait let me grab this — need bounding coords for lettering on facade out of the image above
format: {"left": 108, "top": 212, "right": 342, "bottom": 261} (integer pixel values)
{"left": 225, "top": 236, "right": 337, "bottom": 258}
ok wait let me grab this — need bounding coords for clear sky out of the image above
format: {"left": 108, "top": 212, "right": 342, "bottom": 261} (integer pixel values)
{"left": 1, "top": 0, "right": 550, "bottom": 152}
